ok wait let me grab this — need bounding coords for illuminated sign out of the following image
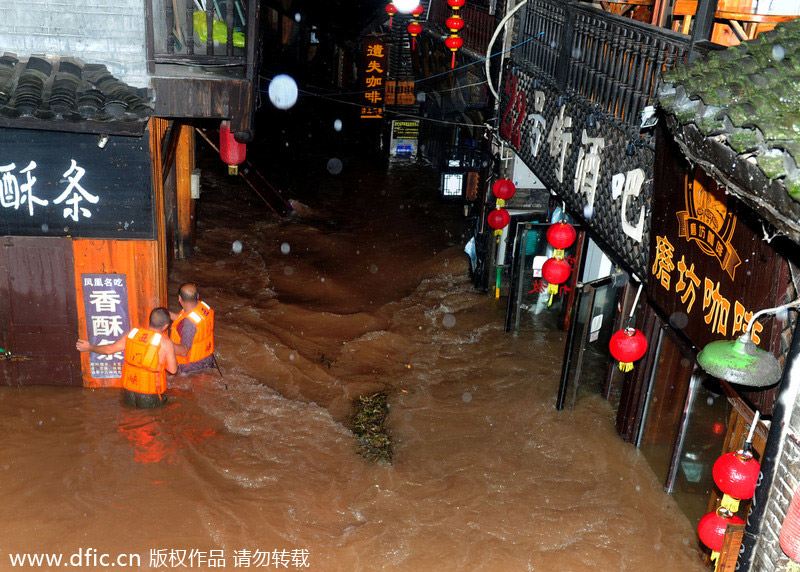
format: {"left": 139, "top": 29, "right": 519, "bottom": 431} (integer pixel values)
{"left": 361, "top": 38, "right": 387, "bottom": 119}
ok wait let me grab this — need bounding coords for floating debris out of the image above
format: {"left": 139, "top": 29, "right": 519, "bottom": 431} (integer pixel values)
{"left": 349, "top": 392, "right": 392, "bottom": 465}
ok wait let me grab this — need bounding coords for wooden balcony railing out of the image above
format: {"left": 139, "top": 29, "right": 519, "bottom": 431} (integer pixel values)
{"left": 515, "top": 0, "right": 693, "bottom": 128}
{"left": 145, "top": 0, "right": 259, "bottom": 72}
{"left": 430, "top": 0, "right": 499, "bottom": 56}
{"left": 668, "top": 1, "right": 799, "bottom": 45}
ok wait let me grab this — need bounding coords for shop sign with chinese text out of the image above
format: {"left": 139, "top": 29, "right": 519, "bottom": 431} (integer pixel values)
{"left": 81, "top": 273, "right": 130, "bottom": 379}
{"left": 649, "top": 162, "right": 783, "bottom": 351}
{"left": 498, "top": 66, "right": 653, "bottom": 278}
{"left": 361, "top": 38, "right": 387, "bottom": 119}
{"left": 0, "top": 128, "right": 154, "bottom": 239}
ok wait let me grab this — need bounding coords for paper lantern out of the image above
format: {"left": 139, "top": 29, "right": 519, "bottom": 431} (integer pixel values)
{"left": 445, "top": 35, "right": 463, "bottom": 69}
{"left": 385, "top": 3, "right": 398, "bottom": 27}
{"left": 487, "top": 208, "right": 510, "bottom": 230}
{"left": 407, "top": 21, "right": 422, "bottom": 50}
{"left": 446, "top": 15, "right": 464, "bottom": 33}
{"left": 447, "top": 0, "right": 466, "bottom": 10}
{"left": 698, "top": 507, "right": 744, "bottom": 555}
{"left": 546, "top": 222, "right": 576, "bottom": 259}
{"left": 780, "top": 488, "right": 800, "bottom": 562}
{"left": 220, "top": 122, "right": 246, "bottom": 175}
{"left": 410, "top": 4, "right": 425, "bottom": 17}
{"left": 542, "top": 257, "right": 571, "bottom": 306}
{"left": 492, "top": 178, "right": 515, "bottom": 201}
{"left": 609, "top": 327, "right": 647, "bottom": 372}
{"left": 713, "top": 449, "right": 760, "bottom": 512}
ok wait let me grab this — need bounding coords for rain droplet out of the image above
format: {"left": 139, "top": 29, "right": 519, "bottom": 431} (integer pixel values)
{"left": 571, "top": 47, "right": 582, "bottom": 59}
{"left": 321, "top": 277, "right": 325, "bottom": 282}
{"left": 289, "top": 353, "right": 295, "bottom": 360}
{"left": 706, "top": 396, "right": 714, "bottom": 406}
{"left": 669, "top": 311, "right": 689, "bottom": 329}
{"left": 369, "top": 264, "right": 378, "bottom": 274}
{"left": 41, "top": 223, "right": 49, "bottom": 233}
{"left": 327, "top": 158, "right": 343, "bottom": 175}
{"left": 294, "top": 12, "right": 302, "bottom": 22}
{"left": 232, "top": 240, "right": 243, "bottom": 254}
{"left": 462, "top": 392, "right": 472, "bottom": 403}
{"left": 772, "top": 44, "right": 786, "bottom": 62}
{"left": 284, "top": 266, "right": 294, "bottom": 276}
{"left": 442, "top": 313, "right": 457, "bottom": 328}
{"left": 583, "top": 203, "right": 594, "bottom": 219}
{"left": 333, "top": 119, "right": 343, "bottom": 132}
{"left": 268, "top": 74, "right": 298, "bottom": 110}
{"left": 635, "top": 485, "right": 641, "bottom": 492}
{"left": 280, "top": 242, "right": 291, "bottom": 255}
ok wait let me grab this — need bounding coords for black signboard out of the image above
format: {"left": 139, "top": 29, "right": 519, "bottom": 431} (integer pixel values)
{"left": 498, "top": 65, "right": 654, "bottom": 279}
{"left": 0, "top": 128, "right": 154, "bottom": 239}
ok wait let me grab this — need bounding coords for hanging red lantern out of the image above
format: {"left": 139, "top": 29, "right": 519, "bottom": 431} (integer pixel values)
{"left": 492, "top": 178, "right": 515, "bottom": 201}
{"left": 698, "top": 507, "right": 744, "bottom": 555}
{"left": 541, "top": 257, "right": 571, "bottom": 306}
{"left": 447, "top": 0, "right": 466, "bottom": 10}
{"left": 219, "top": 122, "right": 246, "bottom": 175}
{"left": 385, "top": 3, "right": 398, "bottom": 28}
{"left": 410, "top": 4, "right": 425, "bottom": 17}
{"left": 487, "top": 208, "right": 510, "bottom": 230}
{"left": 609, "top": 327, "right": 648, "bottom": 372}
{"left": 445, "top": 35, "right": 463, "bottom": 69}
{"left": 546, "top": 222, "right": 577, "bottom": 260}
{"left": 407, "top": 21, "right": 422, "bottom": 50}
{"left": 446, "top": 15, "right": 465, "bottom": 33}
{"left": 713, "top": 449, "right": 760, "bottom": 512}
{"left": 780, "top": 487, "right": 800, "bottom": 562}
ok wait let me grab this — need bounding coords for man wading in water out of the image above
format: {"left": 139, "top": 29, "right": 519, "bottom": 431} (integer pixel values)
{"left": 76, "top": 307, "right": 178, "bottom": 408}
{"left": 169, "top": 283, "right": 215, "bottom": 374}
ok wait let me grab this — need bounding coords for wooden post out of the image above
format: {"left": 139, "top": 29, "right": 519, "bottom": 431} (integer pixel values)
{"left": 175, "top": 124, "right": 196, "bottom": 260}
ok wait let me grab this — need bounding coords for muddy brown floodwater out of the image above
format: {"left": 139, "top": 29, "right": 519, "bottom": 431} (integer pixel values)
{"left": 0, "top": 141, "right": 707, "bottom": 571}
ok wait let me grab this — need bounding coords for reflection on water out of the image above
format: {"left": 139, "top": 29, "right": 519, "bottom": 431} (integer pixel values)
{"left": 0, "top": 149, "right": 705, "bottom": 570}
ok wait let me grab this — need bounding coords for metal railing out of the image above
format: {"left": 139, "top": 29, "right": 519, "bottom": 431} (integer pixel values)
{"left": 430, "top": 0, "right": 501, "bottom": 55}
{"left": 515, "top": 0, "right": 694, "bottom": 128}
{"left": 145, "top": 0, "right": 257, "bottom": 70}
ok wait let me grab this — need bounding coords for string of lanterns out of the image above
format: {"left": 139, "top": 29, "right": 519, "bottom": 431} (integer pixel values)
{"left": 487, "top": 178, "right": 515, "bottom": 238}
{"left": 407, "top": 3, "right": 424, "bottom": 50}
{"left": 541, "top": 219, "right": 576, "bottom": 307}
{"left": 445, "top": 0, "right": 466, "bottom": 68}
{"left": 698, "top": 413, "right": 762, "bottom": 569}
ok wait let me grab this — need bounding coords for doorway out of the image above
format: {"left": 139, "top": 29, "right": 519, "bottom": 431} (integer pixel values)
{"left": 0, "top": 237, "right": 82, "bottom": 386}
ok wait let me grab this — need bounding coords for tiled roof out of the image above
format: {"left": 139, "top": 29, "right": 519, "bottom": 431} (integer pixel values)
{"left": 658, "top": 19, "right": 800, "bottom": 244}
{"left": 0, "top": 54, "right": 152, "bottom": 136}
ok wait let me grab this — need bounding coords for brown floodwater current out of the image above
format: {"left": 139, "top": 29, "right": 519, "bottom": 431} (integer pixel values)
{"left": 0, "top": 142, "right": 707, "bottom": 571}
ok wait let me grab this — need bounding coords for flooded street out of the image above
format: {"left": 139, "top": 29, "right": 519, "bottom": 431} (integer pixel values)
{"left": 0, "top": 116, "right": 706, "bottom": 571}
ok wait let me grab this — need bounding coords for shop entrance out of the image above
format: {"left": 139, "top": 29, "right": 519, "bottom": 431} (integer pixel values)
{"left": 0, "top": 237, "right": 82, "bottom": 386}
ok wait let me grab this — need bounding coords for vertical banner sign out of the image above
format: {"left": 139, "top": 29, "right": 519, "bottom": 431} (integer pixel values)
{"left": 361, "top": 37, "right": 387, "bottom": 119}
{"left": 82, "top": 274, "right": 130, "bottom": 379}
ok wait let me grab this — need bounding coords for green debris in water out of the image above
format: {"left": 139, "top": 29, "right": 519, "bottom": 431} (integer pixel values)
{"left": 349, "top": 392, "right": 392, "bottom": 465}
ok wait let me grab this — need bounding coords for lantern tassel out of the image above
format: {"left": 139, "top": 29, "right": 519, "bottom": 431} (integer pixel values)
{"left": 618, "top": 361, "right": 634, "bottom": 373}
{"left": 412, "top": 37, "right": 416, "bottom": 50}
{"left": 720, "top": 494, "right": 741, "bottom": 513}
{"left": 451, "top": 51, "right": 456, "bottom": 69}
{"left": 710, "top": 550, "right": 720, "bottom": 564}
{"left": 389, "top": 16, "right": 393, "bottom": 28}
{"left": 553, "top": 247, "right": 565, "bottom": 260}
{"left": 547, "top": 283, "right": 559, "bottom": 307}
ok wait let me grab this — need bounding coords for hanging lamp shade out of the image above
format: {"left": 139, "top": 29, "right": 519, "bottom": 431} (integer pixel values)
{"left": 698, "top": 507, "right": 744, "bottom": 553}
{"left": 487, "top": 208, "right": 510, "bottom": 230}
{"left": 609, "top": 327, "right": 647, "bottom": 372}
{"left": 697, "top": 333, "right": 781, "bottom": 387}
{"left": 780, "top": 488, "right": 800, "bottom": 562}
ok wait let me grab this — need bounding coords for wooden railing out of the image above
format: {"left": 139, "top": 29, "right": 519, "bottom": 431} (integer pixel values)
{"left": 668, "top": 1, "right": 799, "bottom": 44}
{"left": 515, "top": 0, "right": 693, "bottom": 128}
{"left": 430, "top": 0, "right": 499, "bottom": 55}
{"left": 144, "top": 0, "right": 259, "bottom": 71}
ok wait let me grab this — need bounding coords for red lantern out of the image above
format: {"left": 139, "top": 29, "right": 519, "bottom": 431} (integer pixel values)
{"left": 780, "top": 488, "right": 800, "bottom": 562}
{"left": 407, "top": 21, "right": 422, "bottom": 50}
{"left": 410, "top": 4, "right": 425, "bottom": 17}
{"left": 385, "top": 3, "right": 398, "bottom": 27}
{"left": 546, "top": 222, "right": 576, "bottom": 260}
{"left": 609, "top": 327, "right": 648, "bottom": 372}
{"left": 713, "top": 449, "right": 760, "bottom": 512}
{"left": 446, "top": 15, "right": 464, "bottom": 33}
{"left": 487, "top": 208, "right": 510, "bottom": 230}
{"left": 698, "top": 507, "right": 744, "bottom": 554}
{"left": 445, "top": 35, "right": 463, "bottom": 69}
{"left": 447, "top": 0, "right": 466, "bottom": 10}
{"left": 219, "top": 122, "right": 246, "bottom": 175}
{"left": 492, "top": 178, "right": 515, "bottom": 201}
{"left": 542, "top": 257, "right": 571, "bottom": 306}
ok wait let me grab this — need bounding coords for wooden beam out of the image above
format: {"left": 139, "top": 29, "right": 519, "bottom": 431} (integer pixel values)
{"left": 149, "top": 118, "right": 170, "bottom": 306}
{"left": 175, "top": 124, "right": 195, "bottom": 260}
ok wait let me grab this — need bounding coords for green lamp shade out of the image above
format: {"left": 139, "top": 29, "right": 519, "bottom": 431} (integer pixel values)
{"left": 697, "top": 334, "right": 782, "bottom": 387}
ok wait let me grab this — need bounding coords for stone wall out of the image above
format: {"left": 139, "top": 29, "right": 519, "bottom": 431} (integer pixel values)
{"left": 0, "top": 0, "right": 148, "bottom": 87}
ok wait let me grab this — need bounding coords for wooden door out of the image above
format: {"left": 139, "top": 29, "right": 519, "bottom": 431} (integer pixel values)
{"left": 0, "top": 237, "right": 82, "bottom": 386}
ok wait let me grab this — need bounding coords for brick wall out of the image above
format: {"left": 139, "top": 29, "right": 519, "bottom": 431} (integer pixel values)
{"left": 0, "top": 0, "right": 148, "bottom": 87}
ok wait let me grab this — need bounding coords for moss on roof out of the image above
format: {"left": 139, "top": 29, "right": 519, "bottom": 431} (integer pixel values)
{"left": 659, "top": 18, "right": 800, "bottom": 201}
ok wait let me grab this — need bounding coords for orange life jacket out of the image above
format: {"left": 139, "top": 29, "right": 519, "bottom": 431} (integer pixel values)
{"left": 170, "top": 301, "right": 214, "bottom": 364}
{"left": 121, "top": 328, "right": 166, "bottom": 396}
